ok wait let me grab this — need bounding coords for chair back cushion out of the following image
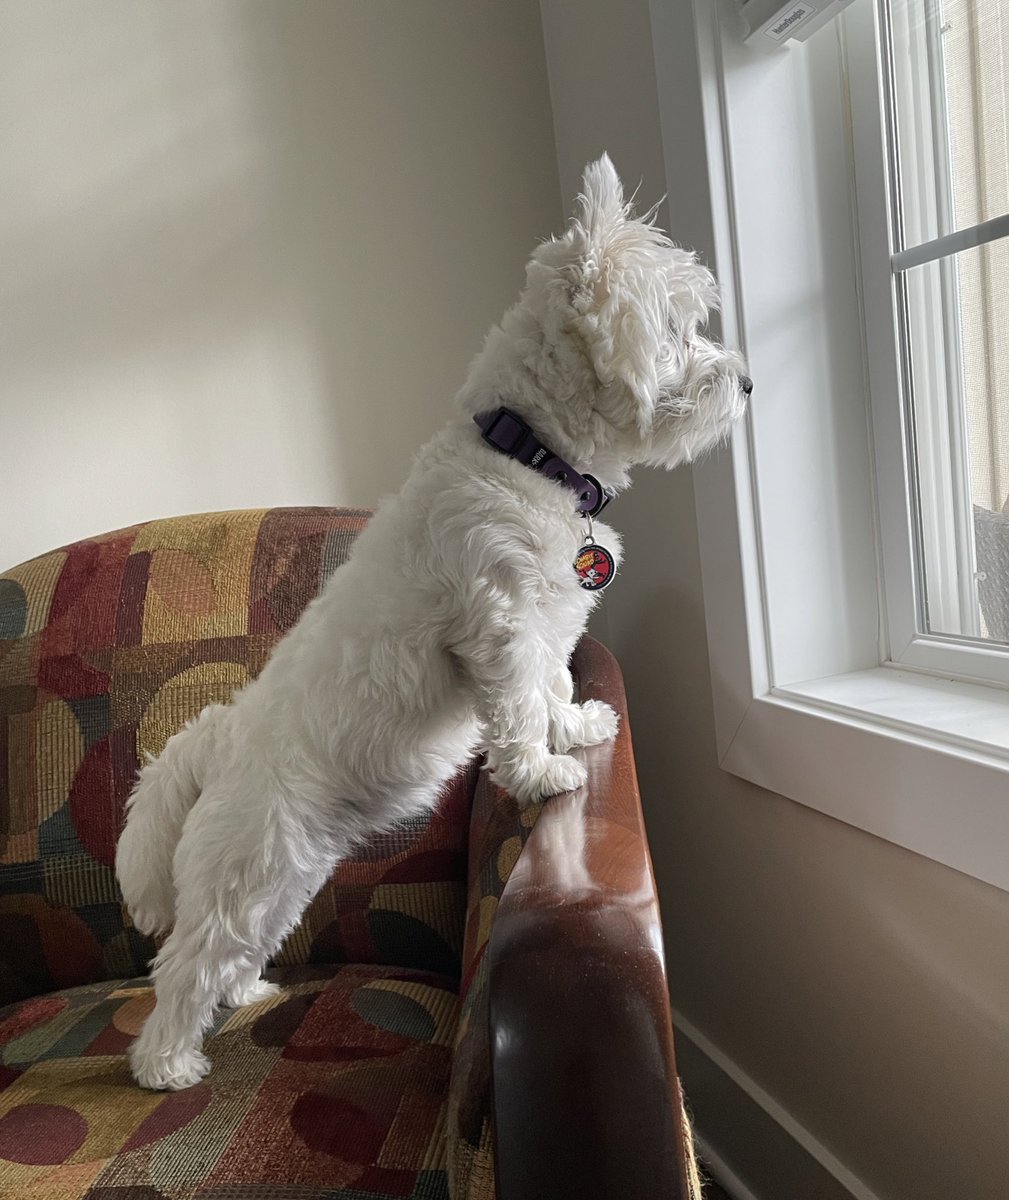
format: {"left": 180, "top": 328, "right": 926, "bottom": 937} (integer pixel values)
{"left": 0, "top": 508, "right": 472, "bottom": 1004}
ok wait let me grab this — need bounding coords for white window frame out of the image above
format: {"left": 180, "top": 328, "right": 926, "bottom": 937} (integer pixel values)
{"left": 654, "top": 0, "right": 1009, "bottom": 894}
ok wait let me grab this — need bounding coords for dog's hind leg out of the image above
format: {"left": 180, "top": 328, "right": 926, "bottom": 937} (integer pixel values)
{"left": 128, "top": 917, "right": 230, "bottom": 1090}
{"left": 128, "top": 785, "right": 339, "bottom": 1089}
{"left": 222, "top": 968, "right": 281, "bottom": 1009}
{"left": 116, "top": 703, "right": 229, "bottom": 937}
{"left": 129, "top": 874, "right": 334, "bottom": 1088}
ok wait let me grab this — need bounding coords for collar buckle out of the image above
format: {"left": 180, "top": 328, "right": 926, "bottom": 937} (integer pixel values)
{"left": 582, "top": 473, "right": 615, "bottom": 518}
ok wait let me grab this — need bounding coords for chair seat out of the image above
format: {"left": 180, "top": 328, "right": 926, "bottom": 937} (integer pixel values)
{"left": 0, "top": 963, "right": 459, "bottom": 1199}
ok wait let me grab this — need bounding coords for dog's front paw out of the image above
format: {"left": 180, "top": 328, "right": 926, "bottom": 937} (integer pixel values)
{"left": 493, "top": 751, "right": 588, "bottom": 806}
{"left": 549, "top": 700, "right": 619, "bottom": 753}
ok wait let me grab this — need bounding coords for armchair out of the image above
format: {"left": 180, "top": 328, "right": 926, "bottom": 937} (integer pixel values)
{"left": 0, "top": 507, "right": 699, "bottom": 1199}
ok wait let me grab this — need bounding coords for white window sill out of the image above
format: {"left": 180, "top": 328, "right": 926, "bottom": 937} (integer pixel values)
{"left": 778, "top": 666, "right": 1009, "bottom": 760}
{"left": 723, "top": 672, "right": 1009, "bottom": 892}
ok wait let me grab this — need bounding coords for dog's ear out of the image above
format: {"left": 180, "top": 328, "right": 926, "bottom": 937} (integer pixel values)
{"left": 568, "top": 156, "right": 669, "bottom": 430}
{"left": 575, "top": 154, "right": 627, "bottom": 247}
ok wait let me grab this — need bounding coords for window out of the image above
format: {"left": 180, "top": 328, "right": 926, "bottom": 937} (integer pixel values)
{"left": 871, "top": 0, "right": 1009, "bottom": 681}
{"left": 659, "top": 0, "right": 1009, "bottom": 893}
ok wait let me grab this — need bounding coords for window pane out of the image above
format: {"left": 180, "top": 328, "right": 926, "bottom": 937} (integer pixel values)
{"left": 905, "top": 236, "right": 1009, "bottom": 641}
{"left": 891, "top": 0, "right": 1009, "bottom": 248}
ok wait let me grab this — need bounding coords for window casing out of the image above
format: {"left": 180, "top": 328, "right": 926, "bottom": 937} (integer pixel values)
{"left": 663, "top": 0, "right": 1009, "bottom": 895}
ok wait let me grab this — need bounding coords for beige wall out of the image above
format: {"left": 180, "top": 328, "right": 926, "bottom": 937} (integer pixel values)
{"left": 542, "top": 2, "right": 1009, "bottom": 1199}
{"left": 0, "top": 0, "right": 560, "bottom": 570}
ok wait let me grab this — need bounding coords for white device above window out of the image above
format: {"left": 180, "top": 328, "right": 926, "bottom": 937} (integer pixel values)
{"left": 738, "top": 0, "right": 858, "bottom": 46}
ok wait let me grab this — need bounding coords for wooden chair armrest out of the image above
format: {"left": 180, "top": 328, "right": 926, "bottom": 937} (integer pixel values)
{"left": 488, "top": 636, "right": 694, "bottom": 1200}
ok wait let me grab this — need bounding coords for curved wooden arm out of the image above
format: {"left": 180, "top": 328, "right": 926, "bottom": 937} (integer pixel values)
{"left": 488, "top": 636, "right": 695, "bottom": 1200}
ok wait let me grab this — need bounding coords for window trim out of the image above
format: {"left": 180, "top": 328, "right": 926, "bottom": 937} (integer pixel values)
{"left": 669, "top": 0, "right": 1009, "bottom": 894}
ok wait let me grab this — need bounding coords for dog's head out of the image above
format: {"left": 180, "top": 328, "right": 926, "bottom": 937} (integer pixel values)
{"left": 462, "top": 155, "right": 750, "bottom": 486}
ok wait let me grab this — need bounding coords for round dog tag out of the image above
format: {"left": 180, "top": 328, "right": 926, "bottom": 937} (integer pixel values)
{"left": 574, "top": 541, "right": 615, "bottom": 590}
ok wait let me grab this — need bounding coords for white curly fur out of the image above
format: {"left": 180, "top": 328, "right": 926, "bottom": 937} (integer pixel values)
{"left": 115, "top": 155, "right": 749, "bottom": 1090}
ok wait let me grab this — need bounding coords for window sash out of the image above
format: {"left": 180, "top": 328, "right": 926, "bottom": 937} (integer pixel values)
{"left": 865, "top": 0, "right": 1009, "bottom": 678}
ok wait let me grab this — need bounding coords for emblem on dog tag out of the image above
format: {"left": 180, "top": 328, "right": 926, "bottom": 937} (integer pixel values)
{"left": 575, "top": 540, "right": 615, "bottom": 590}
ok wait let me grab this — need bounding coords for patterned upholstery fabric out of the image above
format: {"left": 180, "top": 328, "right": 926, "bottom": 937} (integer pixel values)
{"left": 0, "top": 962, "right": 459, "bottom": 1199}
{"left": 0, "top": 509, "right": 473, "bottom": 1004}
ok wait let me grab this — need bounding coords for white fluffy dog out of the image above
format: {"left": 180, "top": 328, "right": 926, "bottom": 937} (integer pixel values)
{"left": 115, "top": 155, "right": 749, "bottom": 1091}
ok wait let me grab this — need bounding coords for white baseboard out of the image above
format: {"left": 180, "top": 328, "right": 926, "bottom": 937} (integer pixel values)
{"left": 673, "top": 1009, "right": 884, "bottom": 1200}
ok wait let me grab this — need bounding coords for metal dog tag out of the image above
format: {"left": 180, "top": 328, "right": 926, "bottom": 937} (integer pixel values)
{"left": 574, "top": 538, "right": 616, "bottom": 590}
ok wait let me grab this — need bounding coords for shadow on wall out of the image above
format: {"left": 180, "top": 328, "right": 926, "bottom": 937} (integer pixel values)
{"left": 1, "top": 1, "right": 559, "bottom": 564}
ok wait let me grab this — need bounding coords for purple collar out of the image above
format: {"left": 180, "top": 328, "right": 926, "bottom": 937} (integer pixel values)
{"left": 474, "top": 407, "right": 613, "bottom": 517}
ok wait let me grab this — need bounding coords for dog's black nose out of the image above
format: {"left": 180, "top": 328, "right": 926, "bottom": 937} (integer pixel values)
{"left": 739, "top": 374, "right": 753, "bottom": 397}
